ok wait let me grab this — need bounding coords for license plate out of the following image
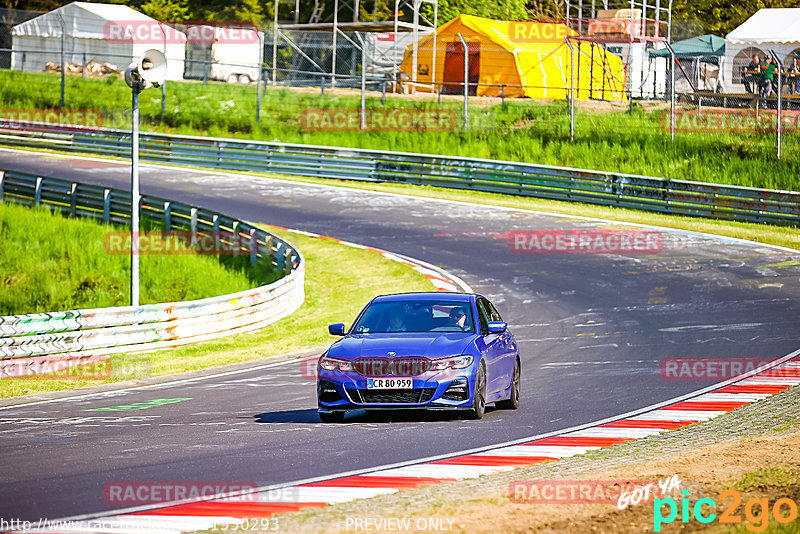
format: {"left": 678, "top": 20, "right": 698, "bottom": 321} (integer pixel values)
{"left": 367, "top": 378, "right": 413, "bottom": 389}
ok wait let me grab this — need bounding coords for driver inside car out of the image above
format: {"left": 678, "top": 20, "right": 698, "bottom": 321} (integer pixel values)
{"left": 449, "top": 307, "right": 468, "bottom": 331}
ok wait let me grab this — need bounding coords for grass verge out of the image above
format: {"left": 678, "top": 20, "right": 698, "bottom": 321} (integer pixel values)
{"left": 0, "top": 228, "right": 435, "bottom": 399}
{"left": 2, "top": 70, "right": 800, "bottom": 190}
{"left": 0, "top": 201, "right": 276, "bottom": 315}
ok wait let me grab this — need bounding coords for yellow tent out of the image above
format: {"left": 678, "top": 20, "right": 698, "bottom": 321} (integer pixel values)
{"left": 400, "top": 14, "right": 627, "bottom": 101}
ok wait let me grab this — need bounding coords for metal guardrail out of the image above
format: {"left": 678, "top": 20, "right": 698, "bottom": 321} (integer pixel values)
{"left": 0, "top": 121, "right": 797, "bottom": 226}
{"left": 0, "top": 169, "right": 304, "bottom": 361}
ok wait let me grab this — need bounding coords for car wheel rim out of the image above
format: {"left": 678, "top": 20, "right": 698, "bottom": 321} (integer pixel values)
{"left": 477, "top": 367, "right": 486, "bottom": 412}
{"left": 512, "top": 364, "right": 520, "bottom": 402}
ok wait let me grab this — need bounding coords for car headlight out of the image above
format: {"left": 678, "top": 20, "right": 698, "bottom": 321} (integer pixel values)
{"left": 429, "top": 355, "right": 474, "bottom": 371}
{"left": 319, "top": 356, "right": 352, "bottom": 372}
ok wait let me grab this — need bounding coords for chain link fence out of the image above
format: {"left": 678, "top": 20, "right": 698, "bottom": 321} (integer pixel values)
{"left": 0, "top": 7, "right": 793, "bottom": 161}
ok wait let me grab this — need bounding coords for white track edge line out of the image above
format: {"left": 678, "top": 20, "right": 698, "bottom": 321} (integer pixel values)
{"left": 50, "top": 347, "right": 800, "bottom": 523}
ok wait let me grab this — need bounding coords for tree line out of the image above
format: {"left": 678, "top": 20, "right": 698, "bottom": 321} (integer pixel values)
{"left": 3, "top": 0, "right": 800, "bottom": 37}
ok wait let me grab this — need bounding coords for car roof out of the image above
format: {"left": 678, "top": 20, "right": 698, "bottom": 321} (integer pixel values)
{"left": 371, "top": 292, "right": 477, "bottom": 303}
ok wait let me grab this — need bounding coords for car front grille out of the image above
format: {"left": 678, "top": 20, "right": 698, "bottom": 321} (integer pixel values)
{"left": 346, "top": 388, "right": 436, "bottom": 404}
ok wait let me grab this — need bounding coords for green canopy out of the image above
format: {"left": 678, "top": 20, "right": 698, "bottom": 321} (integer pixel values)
{"left": 650, "top": 34, "right": 725, "bottom": 58}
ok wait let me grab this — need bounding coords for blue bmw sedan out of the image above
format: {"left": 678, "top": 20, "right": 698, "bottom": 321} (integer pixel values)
{"left": 317, "top": 292, "right": 520, "bottom": 422}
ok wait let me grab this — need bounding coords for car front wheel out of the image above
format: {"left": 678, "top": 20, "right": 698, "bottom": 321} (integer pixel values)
{"left": 465, "top": 362, "right": 486, "bottom": 420}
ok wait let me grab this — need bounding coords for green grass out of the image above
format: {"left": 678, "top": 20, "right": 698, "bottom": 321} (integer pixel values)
{"left": 706, "top": 466, "right": 800, "bottom": 534}
{"left": 1, "top": 70, "right": 799, "bottom": 190}
{"left": 0, "top": 201, "right": 278, "bottom": 315}
{"left": 731, "top": 466, "right": 800, "bottom": 492}
{"left": 0, "top": 227, "right": 435, "bottom": 398}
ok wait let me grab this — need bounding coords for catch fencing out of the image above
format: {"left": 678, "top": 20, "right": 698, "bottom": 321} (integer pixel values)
{"left": 0, "top": 168, "right": 304, "bottom": 361}
{"left": 0, "top": 120, "right": 796, "bottom": 227}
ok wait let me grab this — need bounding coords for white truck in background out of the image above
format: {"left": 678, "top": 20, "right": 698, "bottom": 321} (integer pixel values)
{"left": 183, "top": 25, "right": 263, "bottom": 84}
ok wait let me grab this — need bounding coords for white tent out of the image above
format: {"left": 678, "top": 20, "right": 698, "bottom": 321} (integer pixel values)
{"left": 11, "top": 2, "right": 185, "bottom": 81}
{"left": 724, "top": 9, "right": 800, "bottom": 91}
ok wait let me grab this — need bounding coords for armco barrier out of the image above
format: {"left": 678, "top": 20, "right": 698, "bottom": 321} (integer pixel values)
{"left": 0, "top": 121, "right": 798, "bottom": 226}
{"left": 0, "top": 169, "right": 304, "bottom": 361}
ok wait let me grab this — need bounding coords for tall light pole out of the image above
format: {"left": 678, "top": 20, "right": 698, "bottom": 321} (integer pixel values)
{"left": 124, "top": 49, "right": 167, "bottom": 307}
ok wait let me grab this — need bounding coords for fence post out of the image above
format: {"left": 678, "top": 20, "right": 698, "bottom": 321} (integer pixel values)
{"left": 70, "top": 183, "right": 77, "bottom": 217}
{"left": 665, "top": 41, "right": 676, "bottom": 142}
{"left": 57, "top": 13, "right": 65, "bottom": 108}
{"left": 564, "top": 36, "right": 575, "bottom": 141}
{"left": 250, "top": 228, "right": 258, "bottom": 266}
{"left": 82, "top": 52, "right": 86, "bottom": 81}
{"left": 771, "top": 49, "right": 782, "bottom": 160}
{"left": 456, "top": 33, "right": 469, "bottom": 130}
{"left": 164, "top": 201, "right": 171, "bottom": 231}
{"left": 34, "top": 176, "right": 43, "bottom": 206}
{"left": 257, "top": 32, "right": 264, "bottom": 124}
{"left": 103, "top": 189, "right": 111, "bottom": 223}
{"left": 355, "top": 32, "right": 366, "bottom": 131}
{"left": 381, "top": 81, "right": 386, "bottom": 104}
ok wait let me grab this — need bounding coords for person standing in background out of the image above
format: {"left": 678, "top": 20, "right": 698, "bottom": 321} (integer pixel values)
{"left": 743, "top": 54, "right": 760, "bottom": 93}
{"left": 760, "top": 56, "right": 777, "bottom": 108}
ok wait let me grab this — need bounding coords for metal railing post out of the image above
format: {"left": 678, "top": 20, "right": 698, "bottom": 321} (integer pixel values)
{"left": 665, "top": 41, "right": 676, "bottom": 141}
{"left": 356, "top": 32, "right": 366, "bottom": 131}
{"left": 131, "top": 83, "right": 141, "bottom": 308}
{"left": 565, "top": 36, "right": 576, "bottom": 141}
{"left": 57, "top": 13, "right": 65, "bottom": 108}
{"left": 257, "top": 32, "right": 264, "bottom": 124}
{"left": 272, "top": 0, "right": 278, "bottom": 86}
{"left": 770, "top": 49, "right": 782, "bottom": 159}
{"left": 456, "top": 33, "right": 469, "bottom": 130}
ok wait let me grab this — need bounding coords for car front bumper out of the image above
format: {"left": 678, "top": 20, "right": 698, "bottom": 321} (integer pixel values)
{"left": 317, "top": 371, "right": 475, "bottom": 412}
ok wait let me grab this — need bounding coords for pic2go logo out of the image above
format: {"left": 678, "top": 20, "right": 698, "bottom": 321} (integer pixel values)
{"left": 654, "top": 489, "right": 800, "bottom": 532}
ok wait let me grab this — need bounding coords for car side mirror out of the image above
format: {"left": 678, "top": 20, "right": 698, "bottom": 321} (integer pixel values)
{"left": 486, "top": 321, "right": 507, "bottom": 334}
{"left": 328, "top": 323, "right": 346, "bottom": 336}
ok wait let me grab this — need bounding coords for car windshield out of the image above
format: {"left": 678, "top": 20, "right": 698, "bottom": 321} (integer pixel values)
{"left": 352, "top": 300, "right": 475, "bottom": 334}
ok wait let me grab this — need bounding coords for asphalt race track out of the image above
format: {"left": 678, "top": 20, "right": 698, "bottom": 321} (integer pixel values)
{"left": 1, "top": 149, "right": 799, "bottom": 522}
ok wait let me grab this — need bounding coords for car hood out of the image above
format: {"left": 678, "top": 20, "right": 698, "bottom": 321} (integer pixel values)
{"left": 327, "top": 333, "right": 475, "bottom": 360}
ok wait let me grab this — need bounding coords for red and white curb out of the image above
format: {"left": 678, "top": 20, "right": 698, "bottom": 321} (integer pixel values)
{"left": 273, "top": 227, "right": 473, "bottom": 294}
{"left": 26, "top": 350, "right": 800, "bottom": 534}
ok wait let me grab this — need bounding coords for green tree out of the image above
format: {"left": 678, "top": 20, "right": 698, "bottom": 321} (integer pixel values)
{"left": 672, "top": 0, "right": 800, "bottom": 37}
{"left": 421, "top": 0, "right": 528, "bottom": 24}
{"left": 139, "top": 0, "right": 190, "bottom": 21}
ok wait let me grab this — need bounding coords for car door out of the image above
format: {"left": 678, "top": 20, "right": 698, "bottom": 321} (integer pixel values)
{"left": 475, "top": 297, "right": 506, "bottom": 394}
{"left": 486, "top": 299, "right": 516, "bottom": 387}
